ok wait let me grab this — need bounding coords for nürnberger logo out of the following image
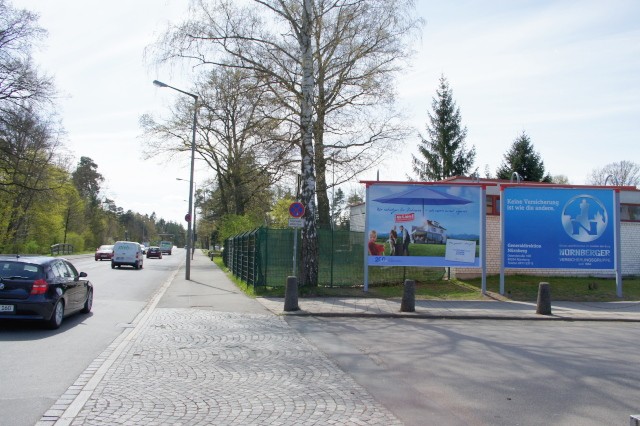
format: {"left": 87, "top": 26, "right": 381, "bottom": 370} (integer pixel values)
{"left": 561, "top": 195, "right": 607, "bottom": 243}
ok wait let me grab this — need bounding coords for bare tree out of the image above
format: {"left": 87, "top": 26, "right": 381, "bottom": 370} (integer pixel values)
{"left": 0, "top": 0, "right": 54, "bottom": 112}
{"left": 588, "top": 161, "right": 640, "bottom": 187}
{"left": 149, "top": 0, "right": 323, "bottom": 284}
{"left": 141, "top": 67, "right": 296, "bottom": 218}
{"left": 310, "top": 0, "right": 421, "bottom": 224}
{"left": 148, "top": 0, "right": 421, "bottom": 284}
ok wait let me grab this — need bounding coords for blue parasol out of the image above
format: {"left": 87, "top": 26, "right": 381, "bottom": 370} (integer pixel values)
{"left": 373, "top": 187, "right": 471, "bottom": 216}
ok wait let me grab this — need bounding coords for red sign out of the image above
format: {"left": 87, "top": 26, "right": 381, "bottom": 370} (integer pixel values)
{"left": 395, "top": 213, "right": 415, "bottom": 223}
{"left": 185, "top": 213, "right": 191, "bottom": 222}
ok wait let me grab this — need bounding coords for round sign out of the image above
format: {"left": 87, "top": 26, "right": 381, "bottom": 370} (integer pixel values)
{"left": 289, "top": 202, "right": 305, "bottom": 218}
{"left": 185, "top": 213, "right": 191, "bottom": 222}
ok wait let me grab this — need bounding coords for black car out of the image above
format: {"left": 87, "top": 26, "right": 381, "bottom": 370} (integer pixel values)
{"left": 146, "top": 246, "right": 163, "bottom": 259}
{"left": 0, "top": 255, "right": 93, "bottom": 329}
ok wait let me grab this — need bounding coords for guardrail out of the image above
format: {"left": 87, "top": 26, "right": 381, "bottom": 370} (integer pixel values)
{"left": 50, "top": 243, "right": 73, "bottom": 256}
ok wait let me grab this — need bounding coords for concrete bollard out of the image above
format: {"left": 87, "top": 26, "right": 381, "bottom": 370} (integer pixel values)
{"left": 284, "top": 276, "right": 299, "bottom": 312}
{"left": 401, "top": 279, "right": 416, "bottom": 312}
{"left": 536, "top": 282, "right": 552, "bottom": 315}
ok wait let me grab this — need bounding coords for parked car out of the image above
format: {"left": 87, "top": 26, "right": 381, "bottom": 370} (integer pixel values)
{"left": 146, "top": 246, "right": 163, "bottom": 259}
{"left": 0, "top": 255, "right": 93, "bottom": 329}
{"left": 95, "top": 244, "right": 114, "bottom": 261}
{"left": 111, "top": 241, "right": 144, "bottom": 269}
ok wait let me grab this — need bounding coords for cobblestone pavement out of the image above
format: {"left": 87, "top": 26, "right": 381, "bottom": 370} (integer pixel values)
{"left": 36, "top": 251, "right": 640, "bottom": 425}
{"left": 42, "top": 309, "right": 402, "bottom": 426}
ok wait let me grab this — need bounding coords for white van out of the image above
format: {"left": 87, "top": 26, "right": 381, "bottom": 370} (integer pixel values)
{"left": 111, "top": 241, "right": 144, "bottom": 269}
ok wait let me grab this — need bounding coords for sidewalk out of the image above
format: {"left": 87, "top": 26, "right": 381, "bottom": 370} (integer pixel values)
{"left": 38, "top": 250, "right": 640, "bottom": 425}
{"left": 258, "top": 296, "right": 640, "bottom": 322}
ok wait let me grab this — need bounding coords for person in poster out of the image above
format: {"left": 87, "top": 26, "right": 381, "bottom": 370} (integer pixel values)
{"left": 368, "top": 230, "right": 385, "bottom": 256}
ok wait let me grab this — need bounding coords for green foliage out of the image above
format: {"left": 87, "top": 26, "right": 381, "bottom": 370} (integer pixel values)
{"left": 496, "top": 132, "right": 552, "bottom": 182}
{"left": 22, "top": 240, "right": 41, "bottom": 254}
{"left": 269, "top": 196, "right": 296, "bottom": 228}
{"left": 65, "top": 232, "right": 85, "bottom": 253}
{"left": 219, "top": 214, "right": 262, "bottom": 241}
{"left": 412, "top": 75, "right": 476, "bottom": 180}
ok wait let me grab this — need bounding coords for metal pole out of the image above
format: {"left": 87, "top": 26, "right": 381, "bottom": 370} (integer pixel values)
{"left": 186, "top": 102, "right": 197, "bottom": 279}
{"left": 152, "top": 80, "right": 198, "bottom": 280}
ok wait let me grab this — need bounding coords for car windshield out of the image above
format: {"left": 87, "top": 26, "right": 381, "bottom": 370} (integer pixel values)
{"left": 99, "top": 245, "right": 113, "bottom": 251}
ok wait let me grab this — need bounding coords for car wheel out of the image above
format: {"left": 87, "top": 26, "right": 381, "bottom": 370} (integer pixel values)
{"left": 45, "top": 300, "right": 64, "bottom": 330}
{"left": 81, "top": 289, "right": 93, "bottom": 314}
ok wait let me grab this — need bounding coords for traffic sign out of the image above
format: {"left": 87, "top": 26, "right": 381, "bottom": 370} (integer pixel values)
{"left": 185, "top": 213, "right": 191, "bottom": 222}
{"left": 289, "top": 202, "right": 305, "bottom": 218}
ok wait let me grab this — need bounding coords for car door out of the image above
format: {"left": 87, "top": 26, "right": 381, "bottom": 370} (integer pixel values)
{"left": 64, "top": 260, "right": 89, "bottom": 309}
{"left": 53, "top": 260, "right": 79, "bottom": 311}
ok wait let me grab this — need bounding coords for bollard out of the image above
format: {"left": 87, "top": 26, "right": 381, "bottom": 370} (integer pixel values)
{"left": 536, "top": 282, "right": 552, "bottom": 315}
{"left": 401, "top": 279, "right": 415, "bottom": 312}
{"left": 284, "top": 276, "right": 299, "bottom": 312}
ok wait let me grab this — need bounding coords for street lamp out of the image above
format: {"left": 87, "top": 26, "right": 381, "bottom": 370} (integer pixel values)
{"left": 153, "top": 79, "right": 198, "bottom": 280}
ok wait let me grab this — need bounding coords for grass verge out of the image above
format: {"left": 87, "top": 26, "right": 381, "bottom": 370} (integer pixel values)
{"left": 209, "top": 255, "right": 640, "bottom": 302}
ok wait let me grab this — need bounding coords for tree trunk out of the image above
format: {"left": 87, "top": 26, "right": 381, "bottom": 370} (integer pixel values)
{"left": 314, "top": 114, "right": 331, "bottom": 226}
{"left": 299, "top": 0, "right": 318, "bottom": 287}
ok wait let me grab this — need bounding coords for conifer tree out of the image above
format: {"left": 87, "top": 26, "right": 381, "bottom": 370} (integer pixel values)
{"left": 412, "top": 75, "right": 476, "bottom": 180}
{"left": 496, "top": 132, "right": 552, "bottom": 182}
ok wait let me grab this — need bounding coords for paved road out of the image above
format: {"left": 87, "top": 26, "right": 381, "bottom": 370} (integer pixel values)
{"left": 286, "top": 316, "right": 640, "bottom": 426}
{"left": 33, "top": 250, "right": 640, "bottom": 425}
{"left": 0, "top": 253, "right": 181, "bottom": 426}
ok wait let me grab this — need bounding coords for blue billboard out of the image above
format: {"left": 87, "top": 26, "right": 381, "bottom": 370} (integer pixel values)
{"left": 366, "top": 183, "right": 483, "bottom": 267}
{"left": 502, "top": 187, "right": 615, "bottom": 270}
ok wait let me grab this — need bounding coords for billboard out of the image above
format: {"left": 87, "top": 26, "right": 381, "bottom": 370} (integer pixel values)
{"left": 365, "top": 183, "right": 483, "bottom": 267}
{"left": 502, "top": 187, "right": 615, "bottom": 270}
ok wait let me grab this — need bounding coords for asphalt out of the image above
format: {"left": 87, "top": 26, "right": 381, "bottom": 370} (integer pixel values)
{"left": 37, "top": 250, "right": 640, "bottom": 425}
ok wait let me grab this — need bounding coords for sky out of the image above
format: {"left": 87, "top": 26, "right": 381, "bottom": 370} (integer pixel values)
{"left": 12, "top": 0, "right": 640, "bottom": 224}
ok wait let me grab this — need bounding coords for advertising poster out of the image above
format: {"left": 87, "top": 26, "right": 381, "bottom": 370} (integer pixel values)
{"left": 366, "top": 184, "right": 482, "bottom": 267}
{"left": 502, "top": 187, "right": 615, "bottom": 270}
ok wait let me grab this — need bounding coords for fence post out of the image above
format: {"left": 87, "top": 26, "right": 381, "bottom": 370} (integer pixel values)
{"left": 401, "top": 279, "right": 415, "bottom": 312}
{"left": 284, "top": 276, "right": 299, "bottom": 312}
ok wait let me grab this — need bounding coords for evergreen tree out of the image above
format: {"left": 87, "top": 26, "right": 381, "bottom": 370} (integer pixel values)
{"left": 71, "top": 157, "right": 104, "bottom": 203}
{"left": 412, "top": 75, "right": 476, "bottom": 181}
{"left": 496, "top": 132, "right": 552, "bottom": 182}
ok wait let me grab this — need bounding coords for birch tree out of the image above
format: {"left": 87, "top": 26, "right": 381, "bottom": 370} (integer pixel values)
{"left": 150, "top": 0, "right": 321, "bottom": 284}
{"left": 149, "top": 0, "right": 421, "bottom": 284}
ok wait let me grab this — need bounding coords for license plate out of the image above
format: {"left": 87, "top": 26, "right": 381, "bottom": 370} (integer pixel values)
{"left": 0, "top": 305, "right": 15, "bottom": 313}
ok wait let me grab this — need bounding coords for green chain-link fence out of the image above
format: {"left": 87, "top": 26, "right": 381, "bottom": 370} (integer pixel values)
{"left": 223, "top": 227, "right": 444, "bottom": 289}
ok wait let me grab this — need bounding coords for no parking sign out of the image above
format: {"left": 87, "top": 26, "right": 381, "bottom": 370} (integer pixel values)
{"left": 288, "top": 202, "right": 304, "bottom": 228}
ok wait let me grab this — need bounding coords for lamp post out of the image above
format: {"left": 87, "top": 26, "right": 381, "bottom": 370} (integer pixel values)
{"left": 153, "top": 79, "right": 198, "bottom": 280}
